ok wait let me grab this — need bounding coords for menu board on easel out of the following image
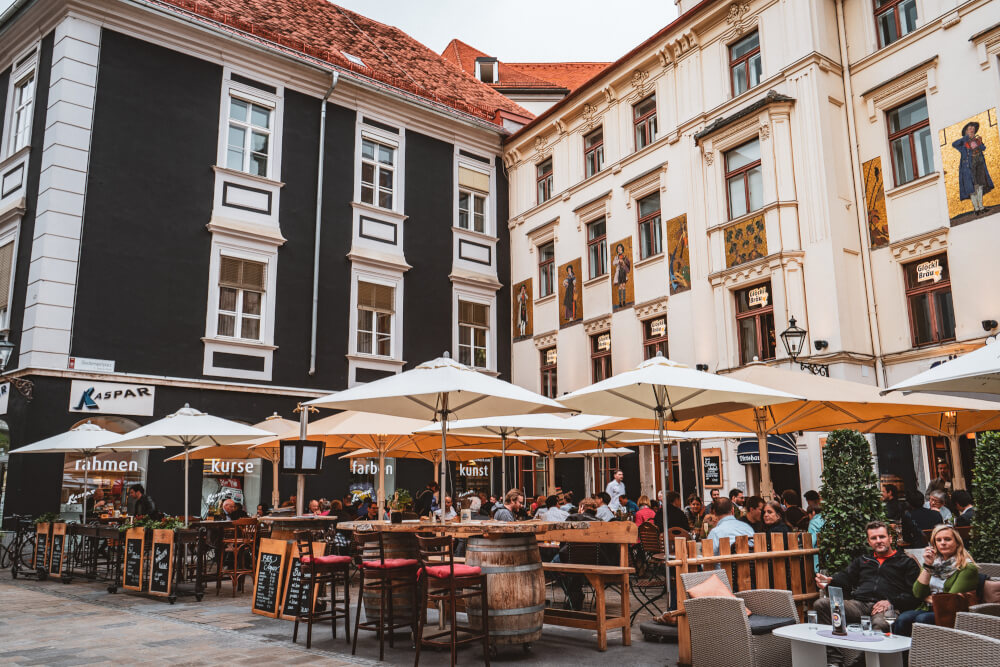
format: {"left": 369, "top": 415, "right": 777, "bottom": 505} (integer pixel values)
{"left": 252, "top": 538, "right": 289, "bottom": 618}
{"left": 148, "top": 529, "right": 175, "bottom": 597}
{"left": 279, "top": 541, "right": 327, "bottom": 621}
{"left": 122, "top": 527, "right": 145, "bottom": 591}
{"left": 33, "top": 522, "right": 50, "bottom": 571}
{"left": 48, "top": 523, "right": 67, "bottom": 576}
{"left": 701, "top": 447, "right": 723, "bottom": 489}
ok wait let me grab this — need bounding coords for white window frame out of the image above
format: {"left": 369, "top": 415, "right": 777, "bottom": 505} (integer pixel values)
{"left": 354, "top": 116, "right": 404, "bottom": 215}
{"left": 349, "top": 267, "right": 404, "bottom": 361}
{"left": 458, "top": 189, "right": 487, "bottom": 233}
{"left": 454, "top": 152, "right": 494, "bottom": 236}
{"left": 0, "top": 226, "right": 19, "bottom": 333}
{"left": 215, "top": 73, "right": 284, "bottom": 182}
{"left": 457, "top": 300, "right": 490, "bottom": 369}
{"left": 210, "top": 249, "right": 272, "bottom": 343}
{"left": 2, "top": 45, "right": 39, "bottom": 158}
{"left": 452, "top": 287, "right": 496, "bottom": 372}
{"left": 215, "top": 258, "right": 266, "bottom": 342}
{"left": 355, "top": 281, "right": 395, "bottom": 357}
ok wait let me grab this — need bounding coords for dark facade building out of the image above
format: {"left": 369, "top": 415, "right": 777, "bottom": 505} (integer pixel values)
{"left": 0, "top": 0, "right": 529, "bottom": 519}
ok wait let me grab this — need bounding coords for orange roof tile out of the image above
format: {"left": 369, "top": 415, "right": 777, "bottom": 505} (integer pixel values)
{"left": 440, "top": 39, "right": 609, "bottom": 93}
{"left": 503, "top": 62, "right": 610, "bottom": 91}
{"left": 150, "top": 1, "right": 532, "bottom": 126}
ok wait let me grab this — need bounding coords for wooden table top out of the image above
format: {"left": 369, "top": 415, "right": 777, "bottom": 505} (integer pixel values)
{"left": 336, "top": 519, "right": 589, "bottom": 536}
{"left": 259, "top": 515, "right": 339, "bottom": 523}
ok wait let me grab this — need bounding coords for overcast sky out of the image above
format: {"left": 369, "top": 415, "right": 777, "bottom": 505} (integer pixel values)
{"left": 0, "top": 0, "right": 680, "bottom": 62}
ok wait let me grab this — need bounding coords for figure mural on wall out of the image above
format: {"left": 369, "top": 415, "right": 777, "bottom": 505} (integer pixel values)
{"left": 862, "top": 157, "right": 889, "bottom": 248}
{"left": 940, "top": 108, "right": 1000, "bottom": 225}
{"left": 610, "top": 237, "right": 634, "bottom": 311}
{"left": 724, "top": 214, "right": 767, "bottom": 268}
{"left": 558, "top": 258, "right": 583, "bottom": 328}
{"left": 512, "top": 278, "right": 533, "bottom": 340}
{"left": 665, "top": 214, "right": 691, "bottom": 294}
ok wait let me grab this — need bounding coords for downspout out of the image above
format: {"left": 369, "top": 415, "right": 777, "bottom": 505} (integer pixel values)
{"left": 836, "top": 0, "right": 886, "bottom": 387}
{"left": 309, "top": 71, "right": 339, "bottom": 375}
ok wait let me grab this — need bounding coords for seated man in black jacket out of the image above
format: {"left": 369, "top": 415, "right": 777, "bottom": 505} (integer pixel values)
{"left": 813, "top": 520, "right": 919, "bottom": 665}
{"left": 653, "top": 491, "right": 690, "bottom": 533}
{"left": 903, "top": 491, "right": 942, "bottom": 547}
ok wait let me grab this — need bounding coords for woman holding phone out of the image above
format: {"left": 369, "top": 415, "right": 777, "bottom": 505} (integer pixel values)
{"left": 894, "top": 524, "right": 978, "bottom": 636}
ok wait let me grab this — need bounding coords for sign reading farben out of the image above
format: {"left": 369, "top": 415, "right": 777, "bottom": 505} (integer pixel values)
{"left": 68, "top": 380, "right": 156, "bottom": 416}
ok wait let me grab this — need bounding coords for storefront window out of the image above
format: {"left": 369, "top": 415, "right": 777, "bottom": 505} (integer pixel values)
{"left": 453, "top": 458, "right": 492, "bottom": 504}
{"left": 346, "top": 457, "right": 396, "bottom": 505}
{"left": 61, "top": 416, "right": 145, "bottom": 518}
{"left": 201, "top": 458, "right": 262, "bottom": 517}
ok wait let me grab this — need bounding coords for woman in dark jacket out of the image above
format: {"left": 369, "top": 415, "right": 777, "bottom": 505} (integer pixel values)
{"left": 762, "top": 501, "right": 791, "bottom": 536}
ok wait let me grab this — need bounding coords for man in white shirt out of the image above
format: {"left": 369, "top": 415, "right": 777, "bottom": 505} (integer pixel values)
{"left": 434, "top": 495, "right": 457, "bottom": 520}
{"left": 707, "top": 497, "right": 755, "bottom": 554}
{"left": 540, "top": 495, "right": 569, "bottom": 522}
{"left": 595, "top": 492, "right": 615, "bottom": 521}
{"left": 468, "top": 493, "right": 482, "bottom": 513}
{"left": 605, "top": 469, "right": 626, "bottom": 511}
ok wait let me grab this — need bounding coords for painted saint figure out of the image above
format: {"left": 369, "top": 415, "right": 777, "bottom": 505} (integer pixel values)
{"left": 952, "top": 121, "right": 994, "bottom": 215}
{"left": 611, "top": 243, "right": 631, "bottom": 308}
{"left": 516, "top": 283, "right": 529, "bottom": 337}
{"left": 562, "top": 265, "right": 577, "bottom": 322}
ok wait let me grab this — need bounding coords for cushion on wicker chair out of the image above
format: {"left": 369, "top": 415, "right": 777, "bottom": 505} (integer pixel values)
{"left": 747, "top": 614, "right": 797, "bottom": 635}
{"left": 687, "top": 573, "right": 751, "bottom": 616}
{"left": 984, "top": 579, "right": 1000, "bottom": 604}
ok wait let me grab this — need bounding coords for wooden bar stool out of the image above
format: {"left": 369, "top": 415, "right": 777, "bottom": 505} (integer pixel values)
{"left": 414, "top": 535, "right": 490, "bottom": 667}
{"left": 352, "top": 531, "right": 420, "bottom": 661}
{"left": 293, "top": 530, "right": 351, "bottom": 649}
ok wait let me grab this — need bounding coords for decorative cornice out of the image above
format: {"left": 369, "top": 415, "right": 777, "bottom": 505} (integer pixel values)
{"left": 881, "top": 338, "right": 985, "bottom": 367}
{"left": 694, "top": 90, "right": 795, "bottom": 145}
{"left": 708, "top": 251, "right": 805, "bottom": 288}
{"left": 621, "top": 162, "right": 668, "bottom": 208}
{"left": 583, "top": 315, "right": 612, "bottom": 335}
{"left": 206, "top": 217, "right": 287, "bottom": 246}
{"left": 533, "top": 330, "right": 557, "bottom": 349}
{"left": 888, "top": 226, "right": 948, "bottom": 261}
{"left": 635, "top": 296, "right": 668, "bottom": 319}
{"left": 724, "top": 2, "right": 754, "bottom": 39}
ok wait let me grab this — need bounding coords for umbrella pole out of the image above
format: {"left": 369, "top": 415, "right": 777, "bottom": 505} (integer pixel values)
{"left": 547, "top": 452, "right": 556, "bottom": 495}
{"left": 83, "top": 458, "right": 89, "bottom": 524}
{"left": 945, "top": 413, "right": 966, "bottom": 490}
{"left": 271, "top": 454, "right": 280, "bottom": 511}
{"left": 655, "top": 404, "right": 673, "bottom": 612}
{"left": 297, "top": 404, "right": 308, "bottom": 516}
{"left": 439, "top": 394, "right": 449, "bottom": 524}
{"left": 754, "top": 407, "right": 774, "bottom": 500}
{"left": 184, "top": 443, "right": 190, "bottom": 528}
{"left": 378, "top": 443, "right": 386, "bottom": 520}
{"left": 501, "top": 432, "right": 507, "bottom": 497}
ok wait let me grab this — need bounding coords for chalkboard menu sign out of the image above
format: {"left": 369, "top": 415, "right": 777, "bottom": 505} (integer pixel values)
{"left": 33, "top": 523, "right": 50, "bottom": 571}
{"left": 148, "top": 529, "right": 174, "bottom": 597}
{"left": 252, "top": 538, "right": 289, "bottom": 618}
{"left": 280, "top": 541, "right": 326, "bottom": 620}
{"left": 123, "top": 527, "right": 146, "bottom": 591}
{"left": 48, "top": 523, "right": 67, "bottom": 576}
{"left": 702, "top": 447, "right": 723, "bottom": 489}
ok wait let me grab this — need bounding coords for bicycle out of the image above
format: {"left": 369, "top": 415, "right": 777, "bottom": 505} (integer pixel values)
{"left": 0, "top": 515, "right": 39, "bottom": 578}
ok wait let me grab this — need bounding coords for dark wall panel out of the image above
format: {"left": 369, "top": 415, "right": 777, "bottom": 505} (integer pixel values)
{"left": 494, "top": 156, "right": 511, "bottom": 381}
{"left": 71, "top": 30, "right": 220, "bottom": 377}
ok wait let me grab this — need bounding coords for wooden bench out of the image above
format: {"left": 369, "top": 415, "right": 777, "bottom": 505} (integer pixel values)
{"left": 541, "top": 521, "right": 637, "bottom": 651}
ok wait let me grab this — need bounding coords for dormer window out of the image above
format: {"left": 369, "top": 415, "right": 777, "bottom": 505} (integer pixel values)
{"left": 475, "top": 57, "right": 498, "bottom": 84}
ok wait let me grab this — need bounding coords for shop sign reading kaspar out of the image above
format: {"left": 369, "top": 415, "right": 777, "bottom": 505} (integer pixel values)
{"left": 68, "top": 380, "right": 155, "bottom": 416}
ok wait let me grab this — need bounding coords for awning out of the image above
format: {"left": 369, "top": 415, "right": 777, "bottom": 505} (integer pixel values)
{"left": 736, "top": 433, "right": 798, "bottom": 466}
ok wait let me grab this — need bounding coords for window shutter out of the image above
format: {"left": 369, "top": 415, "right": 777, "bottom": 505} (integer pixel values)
{"left": 220, "top": 256, "right": 266, "bottom": 291}
{"left": 459, "top": 301, "right": 488, "bottom": 327}
{"left": 0, "top": 242, "right": 13, "bottom": 311}
{"left": 358, "top": 282, "right": 394, "bottom": 312}
{"left": 458, "top": 166, "right": 490, "bottom": 193}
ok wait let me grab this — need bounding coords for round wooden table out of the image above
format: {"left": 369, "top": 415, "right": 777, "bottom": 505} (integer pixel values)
{"left": 258, "top": 515, "right": 338, "bottom": 540}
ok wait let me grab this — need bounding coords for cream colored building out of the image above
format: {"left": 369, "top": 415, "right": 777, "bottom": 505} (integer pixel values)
{"left": 503, "top": 0, "right": 1000, "bottom": 500}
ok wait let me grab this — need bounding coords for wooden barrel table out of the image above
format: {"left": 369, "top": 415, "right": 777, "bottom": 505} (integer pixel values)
{"left": 361, "top": 531, "right": 419, "bottom": 625}
{"left": 464, "top": 534, "right": 545, "bottom": 646}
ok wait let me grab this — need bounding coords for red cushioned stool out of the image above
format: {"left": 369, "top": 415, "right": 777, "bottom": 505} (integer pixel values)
{"left": 292, "top": 530, "right": 351, "bottom": 649}
{"left": 352, "top": 530, "right": 420, "bottom": 661}
{"left": 414, "top": 535, "right": 490, "bottom": 667}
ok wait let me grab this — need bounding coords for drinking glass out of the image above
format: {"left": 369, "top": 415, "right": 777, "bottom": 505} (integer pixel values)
{"left": 860, "top": 616, "right": 873, "bottom": 636}
{"left": 884, "top": 604, "right": 896, "bottom": 637}
{"left": 807, "top": 611, "right": 818, "bottom": 630}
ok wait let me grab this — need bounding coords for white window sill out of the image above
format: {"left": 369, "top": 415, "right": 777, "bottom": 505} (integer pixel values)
{"left": 635, "top": 253, "right": 664, "bottom": 270}
{"left": 536, "top": 293, "right": 557, "bottom": 305}
{"left": 352, "top": 200, "right": 408, "bottom": 222}
{"left": 885, "top": 171, "right": 939, "bottom": 198}
{"left": 201, "top": 336, "right": 277, "bottom": 351}
{"left": 584, "top": 273, "right": 608, "bottom": 288}
{"left": 346, "top": 353, "right": 405, "bottom": 366}
{"left": 0, "top": 144, "right": 31, "bottom": 173}
{"left": 212, "top": 165, "right": 285, "bottom": 188}
{"left": 452, "top": 226, "right": 498, "bottom": 243}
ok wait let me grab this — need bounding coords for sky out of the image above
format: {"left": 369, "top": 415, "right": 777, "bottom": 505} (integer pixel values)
{"left": 0, "top": 0, "right": 680, "bottom": 63}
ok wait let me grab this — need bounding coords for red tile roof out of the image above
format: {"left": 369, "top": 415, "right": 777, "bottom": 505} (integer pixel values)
{"left": 441, "top": 39, "right": 610, "bottom": 93}
{"left": 148, "top": 0, "right": 533, "bottom": 126}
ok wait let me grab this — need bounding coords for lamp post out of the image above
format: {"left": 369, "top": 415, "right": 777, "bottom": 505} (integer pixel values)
{"left": 0, "top": 339, "right": 33, "bottom": 399}
{"left": 780, "top": 316, "right": 829, "bottom": 376}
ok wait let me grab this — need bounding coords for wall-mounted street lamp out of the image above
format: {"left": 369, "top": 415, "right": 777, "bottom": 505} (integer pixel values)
{"left": 780, "top": 316, "right": 829, "bottom": 377}
{"left": 0, "top": 338, "right": 33, "bottom": 399}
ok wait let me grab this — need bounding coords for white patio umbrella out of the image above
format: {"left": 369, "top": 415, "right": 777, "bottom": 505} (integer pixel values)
{"left": 12, "top": 422, "right": 162, "bottom": 522}
{"left": 885, "top": 339, "right": 1000, "bottom": 402}
{"left": 114, "top": 405, "right": 271, "bottom": 526}
{"left": 306, "top": 353, "right": 569, "bottom": 522}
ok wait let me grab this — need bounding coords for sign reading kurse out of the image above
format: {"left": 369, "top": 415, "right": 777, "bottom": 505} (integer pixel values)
{"left": 69, "top": 380, "right": 155, "bottom": 416}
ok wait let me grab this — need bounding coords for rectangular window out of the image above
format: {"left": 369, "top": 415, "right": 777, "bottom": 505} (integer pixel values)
{"left": 633, "top": 96, "right": 657, "bottom": 151}
{"left": 10, "top": 72, "right": 34, "bottom": 153}
{"left": 643, "top": 317, "right": 668, "bottom": 360}
{"left": 458, "top": 165, "right": 490, "bottom": 233}
{"left": 729, "top": 31, "right": 762, "bottom": 97}
{"left": 519, "top": 456, "right": 547, "bottom": 499}
{"left": 536, "top": 158, "right": 553, "bottom": 204}
{"left": 887, "top": 96, "right": 932, "bottom": 187}
{"left": 904, "top": 254, "right": 955, "bottom": 347}
{"left": 584, "top": 128, "right": 604, "bottom": 178}
{"left": 591, "top": 331, "right": 612, "bottom": 383}
{"left": 725, "top": 139, "right": 763, "bottom": 219}
{"left": 735, "top": 281, "right": 776, "bottom": 365}
{"left": 458, "top": 300, "right": 489, "bottom": 368}
{"left": 540, "top": 347, "right": 558, "bottom": 398}
{"left": 637, "top": 193, "right": 662, "bottom": 260}
{"left": 217, "top": 256, "right": 266, "bottom": 341}
{"left": 538, "top": 241, "right": 555, "bottom": 297}
{"left": 587, "top": 218, "right": 608, "bottom": 279}
{"left": 875, "top": 0, "right": 917, "bottom": 48}
{"left": 0, "top": 240, "right": 14, "bottom": 330}
{"left": 361, "top": 137, "right": 395, "bottom": 209}
{"left": 357, "top": 281, "right": 394, "bottom": 356}
{"left": 226, "top": 96, "right": 272, "bottom": 177}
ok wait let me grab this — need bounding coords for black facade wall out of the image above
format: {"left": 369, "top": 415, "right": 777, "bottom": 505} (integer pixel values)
{"left": 0, "top": 65, "right": 9, "bottom": 149}
{"left": 6, "top": 31, "right": 53, "bottom": 371}
{"left": 402, "top": 131, "right": 453, "bottom": 366}
{"left": 494, "top": 156, "right": 511, "bottom": 382}
{"left": 554, "top": 457, "right": 584, "bottom": 499}
{"left": 71, "top": 30, "right": 219, "bottom": 377}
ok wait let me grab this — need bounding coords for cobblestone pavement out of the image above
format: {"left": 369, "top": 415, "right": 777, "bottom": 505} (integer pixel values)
{"left": 0, "top": 575, "right": 677, "bottom": 666}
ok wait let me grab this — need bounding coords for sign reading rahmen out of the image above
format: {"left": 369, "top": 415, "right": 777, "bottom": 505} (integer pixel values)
{"left": 69, "top": 380, "right": 156, "bottom": 416}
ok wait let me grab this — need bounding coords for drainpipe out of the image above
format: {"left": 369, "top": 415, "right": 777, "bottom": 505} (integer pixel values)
{"left": 309, "top": 71, "right": 339, "bottom": 376}
{"left": 836, "top": 0, "right": 886, "bottom": 387}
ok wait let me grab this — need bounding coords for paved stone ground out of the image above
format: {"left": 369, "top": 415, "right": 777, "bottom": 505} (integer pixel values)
{"left": 0, "top": 574, "right": 678, "bottom": 666}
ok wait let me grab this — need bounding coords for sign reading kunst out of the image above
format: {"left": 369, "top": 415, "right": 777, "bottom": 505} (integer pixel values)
{"left": 68, "top": 380, "right": 156, "bottom": 416}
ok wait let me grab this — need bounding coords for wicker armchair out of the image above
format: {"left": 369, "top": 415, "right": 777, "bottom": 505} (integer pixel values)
{"left": 909, "top": 624, "right": 1000, "bottom": 667}
{"left": 956, "top": 611, "right": 1000, "bottom": 640}
{"left": 978, "top": 562, "right": 1000, "bottom": 578}
{"left": 679, "top": 570, "right": 795, "bottom": 667}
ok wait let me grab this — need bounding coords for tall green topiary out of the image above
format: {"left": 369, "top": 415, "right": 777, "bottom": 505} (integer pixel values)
{"left": 818, "top": 429, "right": 886, "bottom": 573}
{"left": 971, "top": 431, "right": 1000, "bottom": 562}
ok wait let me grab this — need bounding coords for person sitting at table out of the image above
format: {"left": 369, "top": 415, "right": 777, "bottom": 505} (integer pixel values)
{"left": 926, "top": 489, "right": 953, "bottom": 523}
{"left": 221, "top": 498, "right": 248, "bottom": 520}
{"left": 894, "top": 524, "right": 979, "bottom": 637}
{"left": 306, "top": 499, "right": 327, "bottom": 517}
{"left": 762, "top": 500, "right": 791, "bottom": 538}
{"left": 129, "top": 484, "right": 158, "bottom": 519}
{"left": 280, "top": 495, "right": 296, "bottom": 508}
{"left": 255, "top": 504, "right": 269, "bottom": 517}
{"left": 813, "top": 521, "right": 920, "bottom": 665}
{"left": 953, "top": 490, "right": 975, "bottom": 527}
{"left": 684, "top": 493, "right": 705, "bottom": 531}
{"left": 434, "top": 495, "right": 457, "bottom": 521}
{"left": 620, "top": 493, "right": 639, "bottom": 515}
{"left": 84, "top": 488, "right": 107, "bottom": 518}
{"left": 634, "top": 494, "right": 656, "bottom": 527}
{"left": 706, "top": 497, "right": 754, "bottom": 554}
{"left": 492, "top": 489, "right": 524, "bottom": 522}
{"left": 782, "top": 489, "right": 809, "bottom": 531}
{"left": 560, "top": 491, "right": 575, "bottom": 513}
{"left": 739, "top": 495, "right": 765, "bottom": 533}
{"left": 594, "top": 492, "right": 615, "bottom": 521}
{"left": 655, "top": 491, "right": 690, "bottom": 533}
{"left": 904, "top": 491, "right": 943, "bottom": 547}
{"left": 541, "top": 494, "right": 569, "bottom": 522}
